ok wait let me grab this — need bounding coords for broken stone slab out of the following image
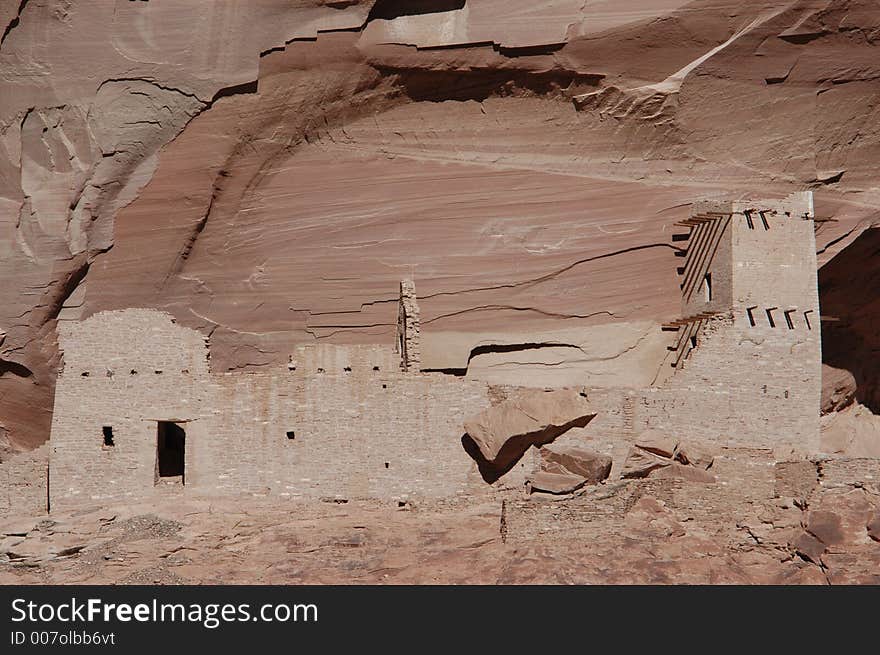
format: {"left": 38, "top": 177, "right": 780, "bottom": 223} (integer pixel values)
{"left": 52, "top": 544, "right": 85, "bottom": 558}
{"left": 634, "top": 429, "right": 678, "bottom": 458}
{"left": 527, "top": 471, "right": 588, "bottom": 495}
{"left": 805, "top": 510, "right": 846, "bottom": 547}
{"left": 792, "top": 531, "right": 825, "bottom": 564}
{"left": 620, "top": 447, "right": 671, "bottom": 479}
{"left": 0, "top": 536, "right": 25, "bottom": 552}
{"left": 625, "top": 496, "right": 686, "bottom": 538}
{"left": 651, "top": 462, "right": 716, "bottom": 484}
{"left": 463, "top": 388, "right": 595, "bottom": 482}
{"left": 821, "top": 364, "right": 857, "bottom": 414}
{"left": 0, "top": 518, "right": 40, "bottom": 537}
{"left": 540, "top": 443, "right": 611, "bottom": 484}
{"left": 672, "top": 442, "right": 715, "bottom": 469}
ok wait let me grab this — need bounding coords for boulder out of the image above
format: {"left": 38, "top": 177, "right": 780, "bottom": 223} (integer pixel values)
{"left": 792, "top": 531, "right": 825, "bottom": 564}
{"left": 672, "top": 442, "right": 715, "bottom": 469}
{"left": 819, "top": 402, "right": 880, "bottom": 458}
{"left": 634, "top": 430, "right": 678, "bottom": 458}
{"left": 540, "top": 443, "right": 611, "bottom": 484}
{"left": 821, "top": 364, "right": 857, "bottom": 414}
{"left": 462, "top": 389, "right": 595, "bottom": 482}
{"left": 805, "top": 510, "right": 845, "bottom": 547}
{"left": 0, "top": 517, "right": 39, "bottom": 537}
{"left": 527, "top": 471, "right": 588, "bottom": 495}
{"left": 651, "top": 462, "right": 716, "bottom": 484}
{"left": 620, "top": 447, "right": 671, "bottom": 479}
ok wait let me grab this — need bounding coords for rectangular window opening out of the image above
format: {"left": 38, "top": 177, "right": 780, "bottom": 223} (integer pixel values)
{"left": 784, "top": 310, "right": 795, "bottom": 330}
{"left": 703, "top": 273, "right": 712, "bottom": 302}
{"left": 759, "top": 211, "right": 770, "bottom": 230}
{"left": 156, "top": 421, "right": 186, "bottom": 485}
{"left": 746, "top": 306, "right": 757, "bottom": 327}
{"left": 804, "top": 310, "right": 813, "bottom": 330}
{"left": 744, "top": 210, "right": 754, "bottom": 229}
{"left": 102, "top": 426, "right": 115, "bottom": 447}
{"left": 766, "top": 308, "right": 777, "bottom": 328}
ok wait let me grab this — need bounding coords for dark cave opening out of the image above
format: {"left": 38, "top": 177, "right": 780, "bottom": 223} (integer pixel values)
{"left": 819, "top": 227, "right": 880, "bottom": 413}
{"left": 368, "top": 0, "right": 466, "bottom": 22}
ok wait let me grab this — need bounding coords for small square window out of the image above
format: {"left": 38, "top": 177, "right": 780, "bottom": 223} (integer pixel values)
{"left": 286, "top": 431, "right": 295, "bottom": 440}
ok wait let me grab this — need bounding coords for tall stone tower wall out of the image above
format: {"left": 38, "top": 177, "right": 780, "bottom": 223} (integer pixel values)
{"left": 397, "top": 279, "right": 421, "bottom": 372}
{"left": 651, "top": 192, "right": 821, "bottom": 453}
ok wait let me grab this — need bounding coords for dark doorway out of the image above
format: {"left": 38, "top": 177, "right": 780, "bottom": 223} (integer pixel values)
{"left": 157, "top": 421, "right": 186, "bottom": 485}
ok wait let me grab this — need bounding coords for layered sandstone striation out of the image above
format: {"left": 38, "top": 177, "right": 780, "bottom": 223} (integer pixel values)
{"left": 2, "top": 1, "right": 880, "bottom": 451}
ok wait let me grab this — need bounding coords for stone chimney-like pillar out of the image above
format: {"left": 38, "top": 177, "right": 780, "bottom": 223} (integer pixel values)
{"left": 397, "top": 279, "right": 421, "bottom": 372}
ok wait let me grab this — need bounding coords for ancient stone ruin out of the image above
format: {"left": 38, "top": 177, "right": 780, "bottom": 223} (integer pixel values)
{"left": 25, "top": 191, "right": 821, "bottom": 512}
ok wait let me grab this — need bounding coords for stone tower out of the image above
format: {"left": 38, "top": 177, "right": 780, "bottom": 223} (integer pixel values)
{"left": 397, "top": 279, "right": 421, "bottom": 372}
{"left": 653, "top": 191, "right": 821, "bottom": 453}
{"left": 678, "top": 190, "right": 817, "bottom": 323}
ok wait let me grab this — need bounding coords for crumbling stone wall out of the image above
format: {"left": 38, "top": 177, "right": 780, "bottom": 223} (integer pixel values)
{"left": 678, "top": 212, "right": 734, "bottom": 318}
{"left": 49, "top": 311, "right": 493, "bottom": 509}
{"left": 504, "top": 447, "right": 778, "bottom": 543}
{"left": 50, "top": 310, "right": 209, "bottom": 507}
{"left": 202, "top": 362, "right": 490, "bottom": 499}
{"left": 560, "top": 194, "right": 821, "bottom": 456}
{"left": 636, "top": 314, "right": 820, "bottom": 453}
{"left": 637, "top": 194, "right": 821, "bottom": 453}
{"left": 0, "top": 444, "right": 48, "bottom": 516}
{"left": 397, "top": 279, "right": 421, "bottom": 372}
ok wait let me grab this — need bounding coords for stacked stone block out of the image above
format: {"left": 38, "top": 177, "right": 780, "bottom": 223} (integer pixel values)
{"left": 397, "top": 279, "right": 421, "bottom": 372}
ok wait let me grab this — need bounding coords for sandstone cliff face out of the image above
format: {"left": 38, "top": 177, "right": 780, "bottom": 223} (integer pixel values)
{"left": 2, "top": 0, "right": 880, "bottom": 449}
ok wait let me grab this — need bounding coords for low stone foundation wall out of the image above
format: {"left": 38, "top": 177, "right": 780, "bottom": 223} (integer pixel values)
{"left": 1, "top": 444, "right": 48, "bottom": 516}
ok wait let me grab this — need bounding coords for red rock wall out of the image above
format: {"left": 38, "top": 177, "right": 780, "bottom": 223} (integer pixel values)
{"left": 3, "top": 1, "right": 880, "bottom": 451}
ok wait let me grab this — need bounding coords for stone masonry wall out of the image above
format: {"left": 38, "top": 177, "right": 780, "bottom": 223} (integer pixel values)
{"left": 201, "top": 365, "right": 490, "bottom": 500}
{"left": 680, "top": 214, "right": 733, "bottom": 318}
{"left": 1, "top": 445, "right": 48, "bottom": 516}
{"left": 50, "top": 310, "right": 209, "bottom": 508}
{"left": 636, "top": 314, "right": 820, "bottom": 453}
{"left": 638, "top": 203, "right": 821, "bottom": 453}
{"left": 562, "top": 197, "right": 821, "bottom": 459}
{"left": 49, "top": 311, "right": 493, "bottom": 509}
{"left": 397, "top": 279, "right": 421, "bottom": 372}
